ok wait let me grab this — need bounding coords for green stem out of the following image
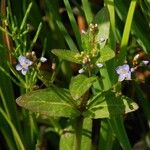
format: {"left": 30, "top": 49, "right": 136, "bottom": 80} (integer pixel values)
{"left": 74, "top": 116, "right": 84, "bottom": 150}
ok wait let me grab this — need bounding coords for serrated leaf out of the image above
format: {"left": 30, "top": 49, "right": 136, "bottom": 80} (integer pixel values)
{"left": 93, "top": 7, "right": 110, "bottom": 49}
{"left": 84, "top": 91, "right": 138, "bottom": 119}
{"left": 69, "top": 74, "right": 97, "bottom": 100}
{"left": 97, "top": 46, "right": 115, "bottom": 62}
{"left": 16, "top": 86, "right": 80, "bottom": 118}
{"left": 52, "top": 49, "right": 82, "bottom": 64}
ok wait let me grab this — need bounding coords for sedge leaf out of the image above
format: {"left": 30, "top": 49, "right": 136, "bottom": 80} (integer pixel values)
{"left": 16, "top": 86, "right": 80, "bottom": 118}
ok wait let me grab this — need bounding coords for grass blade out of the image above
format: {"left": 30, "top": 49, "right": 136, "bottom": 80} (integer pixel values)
{"left": 20, "top": 2, "right": 33, "bottom": 31}
{"left": 118, "top": 0, "right": 137, "bottom": 64}
{"left": 64, "top": 0, "right": 81, "bottom": 50}
{"left": 108, "top": 116, "right": 132, "bottom": 150}
{"left": 56, "top": 20, "right": 78, "bottom": 51}
{"left": 0, "top": 108, "right": 25, "bottom": 150}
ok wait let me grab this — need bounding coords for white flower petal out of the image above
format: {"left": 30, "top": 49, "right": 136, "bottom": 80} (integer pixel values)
{"left": 118, "top": 74, "right": 125, "bottom": 82}
{"left": 142, "top": 60, "right": 149, "bottom": 65}
{"left": 26, "top": 59, "right": 33, "bottom": 66}
{"left": 125, "top": 72, "right": 131, "bottom": 80}
{"left": 40, "top": 57, "right": 47, "bottom": 63}
{"left": 96, "top": 63, "right": 103, "bottom": 68}
{"left": 18, "top": 56, "right": 26, "bottom": 64}
{"left": 116, "top": 66, "right": 123, "bottom": 74}
{"left": 131, "top": 68, "right": 135, "bottom": 72}
{"left": 21, "top": 68, "right": 28, "bottom": 75}
{"left": 78, "top": 68, "right": 84, "bottom": 74}
{"left": 16, "top": 64, "right": 22, "bottom": 71}
{"left": 122, "top": 64, "right": 129, "bottom": 71}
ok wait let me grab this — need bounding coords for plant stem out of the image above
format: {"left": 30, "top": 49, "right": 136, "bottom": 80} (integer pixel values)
{"left": 74, "top": 116, "right": 84, "bottom": 150}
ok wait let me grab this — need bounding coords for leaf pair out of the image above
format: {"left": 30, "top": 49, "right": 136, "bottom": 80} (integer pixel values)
{"left": 52, "top": 46, "right": 115, "bottom": 64}
{"left": 16, "top": 80, "right": 138, "bottom": 119}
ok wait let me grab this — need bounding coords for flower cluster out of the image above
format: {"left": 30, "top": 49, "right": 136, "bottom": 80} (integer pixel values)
{"left": 75, "top": 49, "right": 104, "bottom": 74}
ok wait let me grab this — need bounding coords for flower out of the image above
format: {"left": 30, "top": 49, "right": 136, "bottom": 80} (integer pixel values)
{"left": 131, "top": 67, "right": 135, "bottom": 72}
{"left": 96, "top": 63, "right": 103, "bottom": 68}
{"left": 116, "top": 64, "right": 131, "bottom": 81}
{"left": 40, "top": 57, "right": 47, "bottom": 62}
{"left": 16, "top": 55, "right": 33, "bottom": 75}
{"left": 141, "top": 60, "right": 149, "bottom": 65}
{"left": 78, "top": 68, "right": 84, "bottom": 74}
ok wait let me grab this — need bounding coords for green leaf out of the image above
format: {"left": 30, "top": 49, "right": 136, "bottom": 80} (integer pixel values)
{"left": 52, "top": 49, "right": 82, "bottom": 64}
{"left": 97, "top": 46, "right": 115, "bottom": 62}
{"left": 84, "top": 90, "right": 138, "bottom": 118}
{"left": 69, "top": 74, "right": 97, "bottom": 100}
{"left": 93, "top": 7, "right": 110, "bottom": 49}
{"left": 16, "top": 86, "right": 80, "bottom": 118}
{"left": 81, "top": 32, "right": 93, "bottom": 52}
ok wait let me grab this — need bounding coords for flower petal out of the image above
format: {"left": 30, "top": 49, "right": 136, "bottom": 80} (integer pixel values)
{"left": 122, "top": 64, "right": 129, "bottom": 71}
{"left": 125, "top": 72, "right": 131, "bottom": 80}
{"left": 21, "top": 68, "right": 28, "bottom": 75}
{"left": 116, "top": 66, "right": 123, "bottom": 74}
{"left": 96, "top": 63, "right": 103, "bottom": 68}
{"left": 78, "top": 68, "right": 84, "bottom": 74}
{"left": 118, "top": 74, "right": 125, "bottom": 82}
{"left": 40, "top": 57, "right": 47, "bottom": 63}
{"left": 16, "top": 64, "right": 22, "bottom": 71}
{"left": 18, "top": 56, "right": 26, "bottom": 64}
{"left": 25, "top": 59, "right": 33, "bottom": 66}
{"left": 131, "top": 68, "right": 135, "bottom": 72}
{"left": 142, "top": 60, "right": 149, "bottom": 65}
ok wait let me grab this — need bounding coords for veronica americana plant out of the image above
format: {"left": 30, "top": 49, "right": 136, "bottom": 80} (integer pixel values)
{"left": 2, "top": 0, "right": 150, "bottom": 150}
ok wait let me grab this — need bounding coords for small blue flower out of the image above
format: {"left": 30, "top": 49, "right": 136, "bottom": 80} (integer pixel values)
{"left": 16, "top": 56, "right": 33, "bottom": 75}
{"left": 116, "top": 64, "right": 131, "bottom": 81}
